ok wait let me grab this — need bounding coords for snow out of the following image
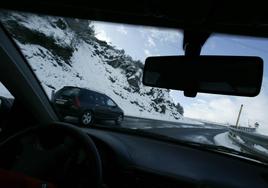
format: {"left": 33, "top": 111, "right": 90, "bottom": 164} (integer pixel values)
{"left": 236, "top": 136, "right": 245, "bottom": 144}
{"left": 189, "top": 135, "right": 213, "bottom": 144}
{"left": 0, "top": 82, "right": 13, "bottom": 98}
{"left": 254, "top": 145, "right": 268, "bottom": 154}
{"left": 214, "top": 132, "right": 240, "bottom": 151}
{"left": 256, "top": 128, "right": 268, "bottom": 137}
{"left": 215, "top": 132, "right": 268, "bottom": 158}
{"left": 1, "top": 12, "right": 204, "bottom": 126}
{"left": 7, "top": 13, "right": 75, "bottom": 47}
{"left": 142, "top": 123, "right": 199, "bottom": 129}
{"left": 17, "top": 41, "right": 201, "bottom": 124}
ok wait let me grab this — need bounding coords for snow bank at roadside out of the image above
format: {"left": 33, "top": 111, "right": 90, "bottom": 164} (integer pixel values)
{"left": 214, "top": 132, "right": 240, "bottom": 151}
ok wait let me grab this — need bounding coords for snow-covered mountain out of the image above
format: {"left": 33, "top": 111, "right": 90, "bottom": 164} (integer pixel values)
{"left": 0, "top": 12, "right": 201, "bottom": 124}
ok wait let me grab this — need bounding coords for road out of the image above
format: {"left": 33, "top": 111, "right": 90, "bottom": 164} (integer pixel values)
{"left": 66, "top": 116, "right": 228, "bottom": 145}
{"left": 146, "top": 127, "right": 227, "bottom": 144}
{"left": 120, "top": 116, "right": 227, "bottom": 144}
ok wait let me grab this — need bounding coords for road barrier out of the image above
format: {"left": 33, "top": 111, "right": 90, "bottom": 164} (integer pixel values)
{"left": 229, "top": 125, "right": 256, "bottom": 132}
{"left": 228, "top": 127, "right": 268, "bottom": 161}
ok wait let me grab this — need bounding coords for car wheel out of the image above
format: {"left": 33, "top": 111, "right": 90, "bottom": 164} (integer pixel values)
{"left": 80, "top": 111, "right": 93, "bottom": 127}
{"left": 115, "top": 114, "right": 123, "bottom": 125}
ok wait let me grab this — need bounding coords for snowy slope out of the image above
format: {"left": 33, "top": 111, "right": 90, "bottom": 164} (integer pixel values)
{"left": 0, "top": 12, "right": 202, "bottom": 124}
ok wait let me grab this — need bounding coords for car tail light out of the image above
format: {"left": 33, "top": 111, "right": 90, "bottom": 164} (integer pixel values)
{"left": 74, "top": 96, "right": 80, "bottom": 108}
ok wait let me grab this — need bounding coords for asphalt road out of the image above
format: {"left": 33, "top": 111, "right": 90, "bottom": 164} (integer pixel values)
{"left": 146, "top": 127, "right": 227, "bottom": 144}
{"left": 66, "top": 116, "right": 228, "bottom": 145}
{"left": 120, "top": 116, "right": 227, "bottom": 144}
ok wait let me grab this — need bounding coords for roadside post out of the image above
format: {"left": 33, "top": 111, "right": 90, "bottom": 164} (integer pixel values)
{"left": 235, "top": 104, "right": 243, "bottom": 128}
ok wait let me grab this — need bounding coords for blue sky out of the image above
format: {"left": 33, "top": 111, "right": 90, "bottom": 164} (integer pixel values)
{"left": 93, "top": 21, "right": 268, "bottom": 135}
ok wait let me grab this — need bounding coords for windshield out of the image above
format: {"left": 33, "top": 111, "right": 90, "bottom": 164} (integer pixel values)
{"left": 1, "top": 11, "right": 268, "bottom": 161}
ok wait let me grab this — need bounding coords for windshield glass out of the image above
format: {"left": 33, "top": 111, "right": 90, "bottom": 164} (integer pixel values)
{"left": 1, "top": 11, "right": 268, "bottom": 161}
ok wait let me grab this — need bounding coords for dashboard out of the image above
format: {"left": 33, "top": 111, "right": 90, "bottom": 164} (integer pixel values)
{"left": 85, "top": 128, "right": 268, "bottom": 188}
{"left": 1, "top": 125, "right": 268, "bottom": 188}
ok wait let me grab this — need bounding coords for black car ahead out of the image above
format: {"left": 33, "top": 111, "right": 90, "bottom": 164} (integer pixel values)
{"left": 52, "top": 86, "right": 124, "bottom": 126}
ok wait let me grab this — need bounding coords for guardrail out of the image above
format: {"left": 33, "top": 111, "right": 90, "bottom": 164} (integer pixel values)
{"left": 228, "top": 127, "right": 268, "bottom": 160}
{"left": 229, "top": 125, "right": 256, "bottom": 132}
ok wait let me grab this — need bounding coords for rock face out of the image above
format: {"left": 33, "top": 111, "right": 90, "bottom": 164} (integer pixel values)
{"left": 0, "top": 11, "right": 185, "bottom": 121}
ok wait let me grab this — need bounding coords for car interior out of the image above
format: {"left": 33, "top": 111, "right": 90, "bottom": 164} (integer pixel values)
{"left": 1, "top": 1, "right": 268, "bottom": 188}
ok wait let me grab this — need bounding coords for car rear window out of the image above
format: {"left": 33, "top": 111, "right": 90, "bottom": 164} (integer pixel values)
{"left": 61, "top": 88, "right": 80, "bottom": 97}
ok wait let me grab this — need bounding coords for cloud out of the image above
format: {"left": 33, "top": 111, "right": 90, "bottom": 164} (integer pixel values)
{"left": 116, "top": 25, "right": 127, "bottom": 35}
{"left": 184, "top": 86, "right": 268, "bottom": 135}
{"left": 95, "top": 29, "right": 111, "bottom": 43}
{"left": 185, "top": 96, "right": 238, "bottom": 124}
{"left": 139, "top": 26, "right": 182, "bottom": 45}
{"left": 147, "top": 37, "right": 156, "bottom": 47}
{"left": 149, "top": 28, "right": 182, "bottom": 44}
{"left": 144, "top": 49, "right": 151, "bottom": 56}
{"left": 206, "top": 40, "right": 216, "bottom": 50}
{"left": 93, "top": 22, "right": 112, "bottom": 43}
{"left": 139, "top": 26, "right": 183, "bottom": 54}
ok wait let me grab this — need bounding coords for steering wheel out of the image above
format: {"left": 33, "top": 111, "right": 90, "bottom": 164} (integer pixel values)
{"left": 0, "top": 122, "right": 102, "bottom": 188}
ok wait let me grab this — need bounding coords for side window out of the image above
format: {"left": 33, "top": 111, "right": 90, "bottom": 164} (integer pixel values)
{"left": 100, "top": 96, "right": 106, "bottom": 106}
{"left": 81, "top": 90, "right": 95, "bottom": 103}
{"left": 80, "top": 90, "right": 88, "bottom": 100}
{"left": 87, "top": 91, "right": 94, "bottom": 102}
{"left": 0, "top": 82, "right": 14, "bottom": 132}
{"left": 79, "top": 90, "right": 86, "bottom": 101}
{"left": 95, "top": 94, "right": 101, "bottom": 105}
{"left": 107, "top": 98, "right": 116, "bottom": 107}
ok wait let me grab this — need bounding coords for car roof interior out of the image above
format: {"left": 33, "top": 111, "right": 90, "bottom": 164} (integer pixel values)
{"left": 1, "top": 0, "right": 268, "bottom": 38}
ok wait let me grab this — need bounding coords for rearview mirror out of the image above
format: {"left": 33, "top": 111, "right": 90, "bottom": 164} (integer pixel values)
{"left": 143, "top": 56, "right": 263, "bottom": 97}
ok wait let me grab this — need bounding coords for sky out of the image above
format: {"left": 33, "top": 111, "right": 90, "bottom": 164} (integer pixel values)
{"left": 93, "top": 21, "right": 268, "bottom": 135}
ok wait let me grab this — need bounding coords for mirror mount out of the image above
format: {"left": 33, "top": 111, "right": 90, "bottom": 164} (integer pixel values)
{"left": 184, "top": 90, "right": 197, "bottom": 98}
{"left": 183, "top": 31, "right": 211, "bottom": 56}
{"left": 182, "top": 31, "right": 211, "bottom": 97}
